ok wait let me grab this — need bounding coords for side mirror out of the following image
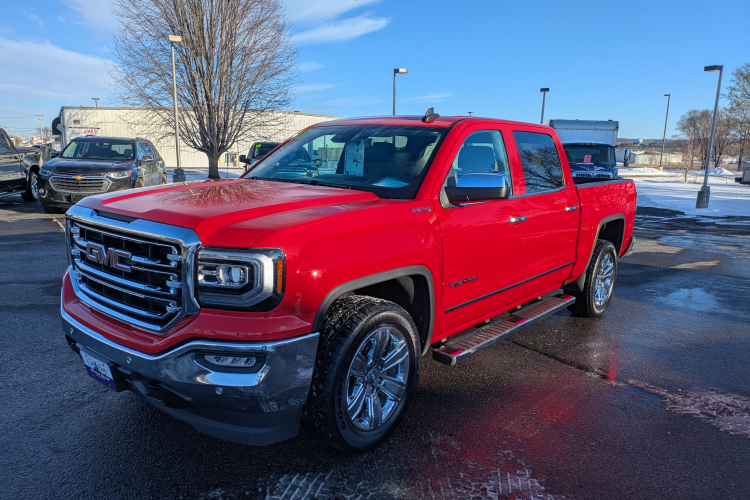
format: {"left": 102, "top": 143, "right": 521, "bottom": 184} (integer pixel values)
{"left": 239, "top": 154, "right": 248, "bottom": 163}
{"left": 445, "top": 173, "right": 511, "bottom": 204}
{"left": 624, "top": 148, "right": 632, "bottom": 167}
{"left": 50, "top": 151, "right": 59, "bottom": 158}
{"left": 312, "top": 159, "right": 322, "bottom": 167}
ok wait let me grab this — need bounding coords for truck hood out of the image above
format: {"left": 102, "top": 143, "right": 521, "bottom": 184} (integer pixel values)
{"left": 43, "top": 157, "right": 134, "bottom": 174}
{"left": 78, "top": 178, "right": 381, "bottom": 246}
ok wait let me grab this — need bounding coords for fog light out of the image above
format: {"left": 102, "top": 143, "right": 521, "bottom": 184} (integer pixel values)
{"left": 39, "top": 188, "right": 46, "bottom": 195}
{"left": 204, "top": 354, "right": 257, "bottom": 368}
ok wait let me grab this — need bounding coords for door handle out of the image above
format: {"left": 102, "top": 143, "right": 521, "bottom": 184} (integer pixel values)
{"left": 509, "top": 216, "right": 527, "bottom": 223}
{"left": 565, "top": 205, "right": 579, "bottom": 212}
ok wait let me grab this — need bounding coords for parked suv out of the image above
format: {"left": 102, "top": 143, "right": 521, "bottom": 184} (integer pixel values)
{"left": 0, "top": 128, "right": 42, "bottom": 202}
{"left": 38, "top": 136, "right": 167, "bottom": 213}
{"left": 240, "top": 141, "right": 280, "bottom": 169}
{"left": 61, "top": 112, "right": 636, "bottom": 451}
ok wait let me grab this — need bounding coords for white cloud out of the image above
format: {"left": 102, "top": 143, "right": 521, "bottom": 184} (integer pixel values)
{"left": 286, "top": 0, "right": 382, "bottom": 22}
{"left": 401, "top": 92, "right": 454, "bottom": 103}
{"left": 299, "top": 61, "right": 324, "bottom": 72}
{"left": 0, "top": 37, "right": 109, "bottom": 102}
{"left": 296, "top": 83, "right": 336, "bottom": 93}
{"left": 61, "top": 0, "right": 117, "bottom": 31}
{"left": 323, "top": 95, "right": 384, "bottom": 107}
{"left": 21, "top": 9, "right": 44, "bottom": 27}
{"left": 292, "top": 15, "right": 389, "bottom": 44}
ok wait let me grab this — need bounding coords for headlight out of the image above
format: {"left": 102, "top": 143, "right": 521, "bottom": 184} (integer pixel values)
{"left": 107, "top": 170, "right": 132, "bottom": 179}
{"left": 196, "top": 248, "right": 284, "bottom": 311}
{"left": 39, "top": 167, "right": 54, "bottom": 177}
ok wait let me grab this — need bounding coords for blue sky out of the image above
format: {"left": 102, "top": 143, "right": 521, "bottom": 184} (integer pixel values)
{"left": 1, "top": 0, "right": 748, "bottom": 140}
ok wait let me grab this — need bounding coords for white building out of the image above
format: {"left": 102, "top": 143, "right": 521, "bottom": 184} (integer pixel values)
{"left": 53, "top": 107, "right": 340, "bottom": 168}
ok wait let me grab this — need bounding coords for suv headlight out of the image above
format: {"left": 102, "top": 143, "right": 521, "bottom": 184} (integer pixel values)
{"left": 39, "top": 167, "right": 54, "bottom": 177}
{"left": 196, "top": 248, "right": 285, "bottom": 311}
{"left": 107, "top": 170, "right": 132, "bottom": 179}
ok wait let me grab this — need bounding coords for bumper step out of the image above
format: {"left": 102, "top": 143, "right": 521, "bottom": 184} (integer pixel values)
{"left": 432, "top": 294, "right": 575, "bottom": 366}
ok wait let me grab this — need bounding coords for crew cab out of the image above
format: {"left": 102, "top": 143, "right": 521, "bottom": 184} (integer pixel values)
{"left": 61, "top": 112, "right": 636, "bottom": 451}
{"left": 0, "top": 128, "right": 42, "bottom": 202}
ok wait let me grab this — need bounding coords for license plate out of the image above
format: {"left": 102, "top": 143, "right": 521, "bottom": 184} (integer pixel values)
{"left": 80, "top": 348, "right": 118, "bottom": 391}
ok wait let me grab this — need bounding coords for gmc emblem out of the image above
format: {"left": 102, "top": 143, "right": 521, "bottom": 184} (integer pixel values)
{"left": 85, "top": 242, "right": 132, "bottom": 272}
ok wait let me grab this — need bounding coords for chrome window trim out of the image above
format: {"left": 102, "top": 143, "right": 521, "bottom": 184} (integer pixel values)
{"left": 65, "top": 205, "right": 201, "bottom": 333}
{"left": 509, "top": 184, "right": 568, "bottom": 199}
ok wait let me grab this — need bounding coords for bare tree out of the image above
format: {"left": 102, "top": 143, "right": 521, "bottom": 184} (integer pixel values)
{"left": 110, "top": 0, "right": 298, "bottom": 179}
{"left": 727, "top": 63, "right": 750, "bottom": 169}
{"left": 710, "top": 108, "right": 735, "bottom": 169}
{"left": 675, "top": 110, "right": 702, "bottom": 180}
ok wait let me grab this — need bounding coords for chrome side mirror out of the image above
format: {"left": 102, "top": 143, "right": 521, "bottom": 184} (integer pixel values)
{"left": 623, "top": 148, "right": 631, "bottom": 168}
{"left": 446, "top": 173, "right": 511, "bottom": 204}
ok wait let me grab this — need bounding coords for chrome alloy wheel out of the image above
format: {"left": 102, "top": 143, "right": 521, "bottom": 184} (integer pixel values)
{"left": 30, "top": 173, "right": 39, "bottom": 198}
{"left": 594, "top": 253, "right": 614, "bottom": 307}
{"left": 344, "top": 326, "right": 410, "bottom": 432}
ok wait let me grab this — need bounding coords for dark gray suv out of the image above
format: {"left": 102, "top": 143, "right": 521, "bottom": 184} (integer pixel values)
{"left": 38, "top": 136, "right": 167, "bottom": 213}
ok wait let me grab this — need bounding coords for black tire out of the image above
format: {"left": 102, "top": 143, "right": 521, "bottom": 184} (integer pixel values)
{"left": 567, "top": 240, "right": 618, "bottom": 317}
{"left": 42, "top": 205, "right": 64, "bottom": 214}
{"left": 21, "top": 171, "right": 39, "bottom": 201}
{"left": 305, "top": 296, "right": 420, "bottom": 451}
{"left": 135, "top": 177, "right": 145, "bottom": 188}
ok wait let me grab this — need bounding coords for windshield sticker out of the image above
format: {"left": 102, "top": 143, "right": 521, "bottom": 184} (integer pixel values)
{"left": 344, "top": 140, "right": 365, "bottom": 176}
{"left": 583, "top": 154, "right": 592, "bottom": 163}
{"left": 372, "top": 177, "right": 409, "bottom": 188}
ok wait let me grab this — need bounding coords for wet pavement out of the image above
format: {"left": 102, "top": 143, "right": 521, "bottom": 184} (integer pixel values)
{"left": 1, "top": 198, "right": 749, "bottom": 500}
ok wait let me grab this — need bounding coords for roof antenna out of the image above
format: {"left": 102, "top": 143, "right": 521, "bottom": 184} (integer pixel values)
{"left": 422, "top": 107, "right": 440, "bottom": 122}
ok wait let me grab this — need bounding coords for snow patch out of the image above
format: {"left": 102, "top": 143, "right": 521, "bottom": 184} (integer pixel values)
{"left": 634, "top": 179, "right": 750, "bottom": 218}
{"left": 626, "top": 380, "right": 750, "bottom": 438}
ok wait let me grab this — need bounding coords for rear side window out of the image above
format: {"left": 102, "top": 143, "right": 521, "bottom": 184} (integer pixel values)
{"left": 0, "top": 133, "right": 10, "bottom": 150}
{"left": 513, "top": 131, "right": 564, "bottom": 194}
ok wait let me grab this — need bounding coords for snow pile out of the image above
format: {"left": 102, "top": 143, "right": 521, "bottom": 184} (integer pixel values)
{"left": 707, "top": 167, "right": 736, "bottom": 176}
{"left": 619, "top": 167, "right": 670, "bottom": 176}
{"left": 635, "top": 178, "right": 750, "bottom": 217}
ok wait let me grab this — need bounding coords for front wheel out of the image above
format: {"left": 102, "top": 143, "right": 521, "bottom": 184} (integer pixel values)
{"left": 21, "top": 171, "right": 39, "bottom": 201}
{"left": 305, "top": 296, "right": 420, "bottom": 451}
{"left": 567, "top": 240, "right": 618, "bottom": 317}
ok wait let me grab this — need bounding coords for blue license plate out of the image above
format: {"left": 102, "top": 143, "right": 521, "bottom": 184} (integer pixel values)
{"left": 80, "top": 348, "right": 118, "bottom": 391}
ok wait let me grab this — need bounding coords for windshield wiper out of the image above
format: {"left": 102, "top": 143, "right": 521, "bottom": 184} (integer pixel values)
{"left": 313, "top": 180, "right": 351, "bottom": 189}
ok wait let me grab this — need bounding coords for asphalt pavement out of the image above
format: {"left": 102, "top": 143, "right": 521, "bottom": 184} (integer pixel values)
{"left": 1, "top": 197, "right": 749, "bottom": 500}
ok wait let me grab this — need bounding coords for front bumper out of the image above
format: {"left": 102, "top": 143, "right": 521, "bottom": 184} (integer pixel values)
{"left": 62, "top": 304, "right": 319, "bottom": 445}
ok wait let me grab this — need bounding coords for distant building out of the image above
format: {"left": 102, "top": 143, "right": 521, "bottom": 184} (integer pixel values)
{"left": 52, "top": 107, "right": 340, "bottom": 168}
{"left": 616, "top": 149, "right": 684, "bottom": 165}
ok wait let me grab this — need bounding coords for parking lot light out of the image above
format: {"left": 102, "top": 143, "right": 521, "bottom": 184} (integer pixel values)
{"left": 696, "top": 65, "right": 723, "bottom": 209}
{"left": 393, "top": 68, "right": 407, "bottom": 115}
{"left": 169, "top": 35, "right": 185, "bottom": 183}
{"left": 540, "top": 88, "right": 549, "bottom": 124}
{"left": 659, "top": 94, "right": 670, "bottom": 172}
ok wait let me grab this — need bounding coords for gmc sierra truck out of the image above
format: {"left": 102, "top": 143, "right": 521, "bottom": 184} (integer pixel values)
{"left": 61, "top": 111, "right": 636, "bottom": 451}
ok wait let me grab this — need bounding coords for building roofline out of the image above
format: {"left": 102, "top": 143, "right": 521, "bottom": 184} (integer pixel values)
{"left": 58, "top": 106, "right": 342, "bottom": 119}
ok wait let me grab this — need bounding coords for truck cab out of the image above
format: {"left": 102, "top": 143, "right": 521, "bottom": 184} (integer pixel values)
{"left": 546, "top": 119, "right": 623, "bottom": 181}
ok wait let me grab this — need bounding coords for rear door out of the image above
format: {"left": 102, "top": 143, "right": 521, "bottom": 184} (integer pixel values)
{"left": 435, "top": 126, "right": 529, "bottom": 334}
{"left": 136, "top": 141, "right": 157, "bottom": 185}
{"left": 509, "top": 129, "right": 579, "bottom": 290}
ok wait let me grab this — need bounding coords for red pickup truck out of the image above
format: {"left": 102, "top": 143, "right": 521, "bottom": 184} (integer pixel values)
{"left": 61, "top": 111, "right": 636, "bottom": 451}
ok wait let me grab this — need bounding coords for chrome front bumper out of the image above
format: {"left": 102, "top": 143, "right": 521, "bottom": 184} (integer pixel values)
{"left": 62, "top": 304, "right": 319, "bottom": 445}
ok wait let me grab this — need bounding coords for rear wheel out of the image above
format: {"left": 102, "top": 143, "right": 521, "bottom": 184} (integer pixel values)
{"left": 305, "top": 296, "right": 420, "bottom": 451}
{"left": 21, "top": 171, "right": 39, "bottom": 201}
{"left": 567, "top": 240, "right": 618, "bottom": 317}
{"left": 135, "top": 177, "right": 145, "bottom": 188}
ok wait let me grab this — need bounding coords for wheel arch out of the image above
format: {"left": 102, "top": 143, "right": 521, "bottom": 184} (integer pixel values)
{"left": 312, "top": 266, "right": 435, "bottom": 355}
{"left": 565, "top": 214, "right": 625, "bottom": 293}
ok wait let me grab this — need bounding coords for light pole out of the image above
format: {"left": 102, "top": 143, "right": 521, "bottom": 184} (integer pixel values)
{"left": 36, "top": 115, "right": 43, "bottom": 143}
{"left": 658, "top": 94, "right": 670, "bottom": 171}
{"left": 540, "top": 88, "right": 549, "bottom": 124}
{"left": 92, "top": 98, "right": 100, "bottom": 107}
{"left": 169, "top": 35, "right": 185, "bottom": 182}
{"left": 393, "top": 68, "right": 407, "bottom": 115}
{"left": 696, "top": 65, "right": 723, "bottom": 209}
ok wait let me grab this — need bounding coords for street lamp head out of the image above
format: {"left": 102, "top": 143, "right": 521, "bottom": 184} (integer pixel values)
{"left": 540, "top": 88, "right": 549, "bottom": 93}
{"left": 168, "top": 35, "right": 183, "bottom": 43}
{"left": 664, "top": 93, "right": 670, "bottom": 97}
{"left": 394, "top": 68, "right": 407, "bottom": 74}
{"left": 704, "top": 65, "right": 723, "bottom": 72}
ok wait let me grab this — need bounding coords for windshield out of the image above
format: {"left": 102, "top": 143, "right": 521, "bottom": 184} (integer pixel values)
{"left": 563, "top": 144, "right": 615, "bottom": 167}
{"left": 252, "top": 143, "right": 279, "bottom": 159}
{"left": 244, "top": 125, "right": 447, "bottom": 199}
{"left": 61, "top": 140, "right": 134, "bottom": 161}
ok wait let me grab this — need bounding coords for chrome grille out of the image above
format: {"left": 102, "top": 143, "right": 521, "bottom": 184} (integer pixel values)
{"left": 51, "top": 176, "right": 110, "bottom": 193}
{"left": 66, "top": 206, "right": 201, "bottom": 333}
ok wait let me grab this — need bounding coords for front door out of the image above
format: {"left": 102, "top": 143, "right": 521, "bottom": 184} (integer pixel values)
{"left": 0, "top": 132, "right": 23, "bottom": 191}
{"left": 510, "top": 130, "right": 579, "bottom": 291}
{"left": 436, "top": 128, "right": 529, "bottom": 335}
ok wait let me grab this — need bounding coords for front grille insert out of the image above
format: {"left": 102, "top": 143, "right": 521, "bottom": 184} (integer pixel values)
{"left": 69, "top": 220, "right": 186, "bottom": 331}
{"left": 51, "top": 176, "right": 110, "bottom": 194}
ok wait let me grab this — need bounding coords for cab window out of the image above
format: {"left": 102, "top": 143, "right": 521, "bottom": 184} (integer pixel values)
{"left": 512, "top": 131, "right": 564, "bottom": 194}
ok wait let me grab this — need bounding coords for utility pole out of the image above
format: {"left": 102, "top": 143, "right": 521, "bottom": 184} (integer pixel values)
{"left": 540, "top": 88, "right": 549, "bottom": 124}
{"left": 36, "top": 115, "right": 43, "bottom": 143}
{"left": 658, "top": 94, "right": 671, "bottom": 171}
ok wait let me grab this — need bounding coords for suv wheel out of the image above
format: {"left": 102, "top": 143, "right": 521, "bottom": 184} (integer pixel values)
{"left": 567, "top": 240, "right": 618, "bottom": 317}
{"left": 135, "top": 177, "right": 145, "bottom": 188}
{"left": 21, "top": 171, "right": 39, "bottom": 201}
{"left": 305, "top": 296, "right": 420, "bottom": 451}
